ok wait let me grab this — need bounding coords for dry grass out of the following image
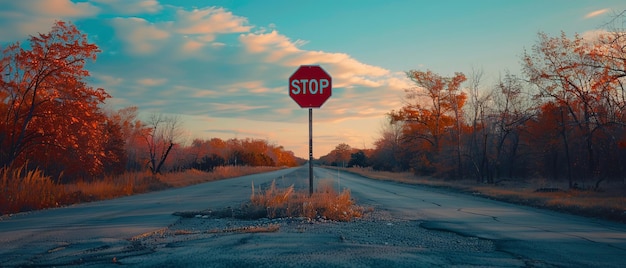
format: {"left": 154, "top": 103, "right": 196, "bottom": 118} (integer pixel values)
{"left": 250, "top": 179, "right": 364, "bottom": 221}
{"left": 342, "top": 167, "right": 626, "bottom": 223}
{"left": 0, "top": 164, "right": 64, "bottom": 214}
{"left": 1, "top": 165, "right": 283, "bottom": 215}
{"left": 161, "top": 166, "right": 280, "bottom": 188}
{"left": 66, "top": 173, "right": 141, "bottom": 200}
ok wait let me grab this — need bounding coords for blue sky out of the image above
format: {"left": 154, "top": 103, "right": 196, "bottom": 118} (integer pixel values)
{"left": 1, "top": 0, "right": 625, "bottom": 158}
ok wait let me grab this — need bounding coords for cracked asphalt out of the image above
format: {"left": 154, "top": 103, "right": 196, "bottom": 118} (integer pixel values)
{"left": 1, "top": 166, "right": 625, "bottom": 267}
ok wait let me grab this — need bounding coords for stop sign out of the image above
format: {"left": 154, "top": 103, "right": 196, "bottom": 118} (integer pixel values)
{"left": 289, "top": 65, "right": 332, "bottom": 108}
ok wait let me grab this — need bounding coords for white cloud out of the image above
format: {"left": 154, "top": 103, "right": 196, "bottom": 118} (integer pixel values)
{"left": 193, "top": 89, "right": 218, "bottom": 98}
{"left": 239, "top": 30, "right": 393, "bottom": 92}
{"left": 386, "top": 72, "right": 414, "bottom": 90}
{"left": 221, "top": 81, "right": 272, "bottom": 94}
{"left": 94, "top": 74, "right": 124, "bottom": 87}
{"left": 580, "top": 29, "right": 610, "bottom": 42}
{"left": 209, "top": 103, "right": 269, "bottom": 113}
{"left": 0, "top": 0, "right": 99, "bottom": 41}
{"left": 136, "top": 78, "right": 168, "bottom": 87}
{"left": 95, "top": 5, "right": 410, "bottom": 128}
{"left": 584, "top": 8, "right": 610, "bottom": 19}
{"left": 25, "top": 0, "right": 99, "bottom": 17}
{"left": 108, "top": 6, "right": 253, "bottom": 56}
{"left": 174, "top": 7, "right": 251, "bottom": 41}
{"left": 110, "top": 17, "right": 170, "bottom": 55}
{"left": 181, "top": 38, "right": 205, "bottom": 53}
{"left": 240, "top": 30, "right": 300, "bottom": 54}
{"left": 92, "top": 0, "right": 162, "bottom": 15}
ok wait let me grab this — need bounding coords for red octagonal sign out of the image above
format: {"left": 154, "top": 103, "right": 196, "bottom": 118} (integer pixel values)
{"left": 289, "top": 65, "right": 332, "bottom": 108}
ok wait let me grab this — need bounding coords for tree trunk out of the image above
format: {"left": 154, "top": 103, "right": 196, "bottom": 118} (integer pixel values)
{"left": 560, "top": 109, "right": 573, "bottom": 188}
{"left": 154, "top": 142, "right": 174, "bottom": 175}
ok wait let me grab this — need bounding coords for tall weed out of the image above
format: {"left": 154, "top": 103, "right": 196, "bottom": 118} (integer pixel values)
{"left": 2, "top": 165, "right": 283, "bottom": 215}
{"left": 161, "top": 166, "right": 281, "bottom": 187}
{"left": 1, "top": 164, "right": 64, "bottom": 214}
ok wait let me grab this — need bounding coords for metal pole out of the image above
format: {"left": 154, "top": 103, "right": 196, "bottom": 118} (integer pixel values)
{"left": 309, "top": 108, "right": 313, "bottom": 196}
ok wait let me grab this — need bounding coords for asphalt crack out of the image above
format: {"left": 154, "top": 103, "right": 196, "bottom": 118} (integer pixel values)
{"left": 457, "top": 208, "right": 500, "bottom": 222}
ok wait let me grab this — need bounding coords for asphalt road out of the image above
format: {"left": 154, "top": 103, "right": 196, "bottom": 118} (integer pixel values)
{"left": 1, "top": 166, "right": 625, "bottom": 267}
{"left": 316, "top": 167, "right": 626, "bottom": 267}
{"left": 0, "top": 167, "right": 298, "bottom": 265}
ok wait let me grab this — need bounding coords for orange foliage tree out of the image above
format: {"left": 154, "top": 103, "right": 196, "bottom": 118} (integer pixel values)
{"left": 390, "top": 70, "right": 467, "bottom": 176}
{"left": 523, "top": 31, "right": 626, "bottom": 188}
{"left": 319, "top": 143, "right": 353, "bottom": 167}
{"left": 0, "top": 21, "right": 113, "bottom": 181}
{"left": 522, "top": 102, "right": 572, "bottom": 184}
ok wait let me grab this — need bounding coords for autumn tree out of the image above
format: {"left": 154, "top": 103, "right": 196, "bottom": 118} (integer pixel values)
{"left": 320, "top": 143, "right": 353, "bottom": 167}
{"left": 522, "top": 102, "right": 573, "bottom": 184}
{"left": 188, "top": 137, "right": 229, "bottom": 165}
{"left": 100, "top": 114, "right": 127, "bottom": 176}
{"left": 523, "top": 31, "right": 626, "bottom": 188}
{"left": 0, "top": 21, "right": 111, "bottom": 180}
{"left": 390, "top": 70, "right": 467, "bottom": 176}
{"left": 268, "top": 145, "right": 299, "bottom": 167}
{"left": 591, "top": 11, "right": 626, "bottom": 87}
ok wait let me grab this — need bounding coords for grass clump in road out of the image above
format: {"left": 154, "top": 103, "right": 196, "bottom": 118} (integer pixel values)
{"left": 173, "top": 179, "right": 366, "bottom": 222}
{"left": 250, "top": 179, "right": 365, "bottom": 222}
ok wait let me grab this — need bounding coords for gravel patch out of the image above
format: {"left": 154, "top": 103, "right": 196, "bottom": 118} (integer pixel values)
{"left": 118, "top": 209, "right": 523, "bottom": 267}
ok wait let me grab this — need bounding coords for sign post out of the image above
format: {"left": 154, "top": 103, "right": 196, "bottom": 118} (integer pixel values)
{"left": 289, "top": 65, "right": 332, "bottom": 195}
{"left": 308, "top": 108, "right": 313, "bottom": 195}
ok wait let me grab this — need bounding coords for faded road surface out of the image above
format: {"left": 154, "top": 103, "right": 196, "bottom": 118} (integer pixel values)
{"left": 1, "top": 166, "right": 625, "bottom": 267}
{"left": 0, "top": 168, "right": 297, "bottom": 265}
{"left": 316, "top": 167, "right": 626, "bottom": 267}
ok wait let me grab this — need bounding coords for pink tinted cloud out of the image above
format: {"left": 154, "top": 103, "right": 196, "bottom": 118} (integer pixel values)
{"left": 239, "top": 30, "right": 392, "bottom": 89}
{"left": 110, "top": 17, "right": 170, "bottom": 55}
{"left": 0, "top": 0, "right": 98, "bottom": 41}
{"left": 585, "top": 9, "right": 609, "bottom": 19}
{"left": 92, "top": 0, "right": 162, "bottom": 15}
{"left": 175, "top": 7, "right": 251, "bottom": 36}
{"left": 110, "top": 6, "right": 252, "bottom": 56}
